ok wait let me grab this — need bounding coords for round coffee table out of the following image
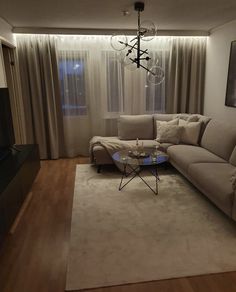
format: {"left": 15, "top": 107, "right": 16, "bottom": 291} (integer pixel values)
{"left": 112, "top": 148, "right": 168, "bottom": 195}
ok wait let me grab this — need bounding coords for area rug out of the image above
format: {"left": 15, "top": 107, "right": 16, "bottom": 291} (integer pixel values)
{"left": 66, "top": 164, "right": 236, "bottom": 291}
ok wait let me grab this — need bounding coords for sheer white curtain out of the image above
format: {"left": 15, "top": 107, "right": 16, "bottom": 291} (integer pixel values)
{"left": 56, "top": 35, "right": 170, "bottom": 156}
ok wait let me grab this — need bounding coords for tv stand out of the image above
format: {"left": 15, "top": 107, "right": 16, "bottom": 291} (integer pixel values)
{"left": 10, "top": 145, "right": 22, "bottom": 152}
{"left": 0, "top": 148, "right": 11, "bottom": 161}
{"left": 0, "top": 144, "right": 40, "bottom": 244}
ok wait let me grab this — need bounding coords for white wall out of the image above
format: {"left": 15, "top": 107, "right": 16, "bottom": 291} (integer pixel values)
{"left": 0, "top": 42, "right": 7, "bottom": 87}
{"left": 0, "top": 17, "right": 14, "bottom": 88}
{"left": 204, "top": 20, "right": 236, "bottom": 124}
{"left": 0, "top": 17, "right": 14, "bottom": 45}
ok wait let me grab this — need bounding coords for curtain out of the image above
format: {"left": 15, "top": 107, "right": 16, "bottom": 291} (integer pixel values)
{"left": 15, "top": 35, "right": 207, "bottom": 158}
{"left": 56, "top": 35, "right": 170, "bottom": 156}
{"left": 2, "top": 46, "right": 27, "bottom": 144}
{"left": 16, "top": 35, "right": 65, "bottom": 159}
{"left": 166, "top": 37, "right": 206, "bottom": 114}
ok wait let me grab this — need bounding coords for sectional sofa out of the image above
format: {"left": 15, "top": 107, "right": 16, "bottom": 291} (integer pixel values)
{"left": 90, "top": 114, "right": 236, "bottom": 221}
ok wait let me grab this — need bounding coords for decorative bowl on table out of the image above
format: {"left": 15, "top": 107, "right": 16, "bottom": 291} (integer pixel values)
{"left": 128, "top": 150, "right": 150, "bottom": 158}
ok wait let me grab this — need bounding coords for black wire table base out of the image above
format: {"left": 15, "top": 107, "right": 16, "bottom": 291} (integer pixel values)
{"left": 118, "top": 163, "right": 160, "bottom": 195}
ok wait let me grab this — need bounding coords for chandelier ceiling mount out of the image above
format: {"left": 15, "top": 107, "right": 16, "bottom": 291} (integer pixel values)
{"left": 110, "top": 2, "right": 165, "bottom": 85}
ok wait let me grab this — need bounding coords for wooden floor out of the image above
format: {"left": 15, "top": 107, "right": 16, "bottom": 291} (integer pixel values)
{"left": 1, "top": 158, "right": 236, "bottom": 292}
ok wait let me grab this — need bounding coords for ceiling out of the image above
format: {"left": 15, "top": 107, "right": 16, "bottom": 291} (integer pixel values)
{"left": 0, "top": 0, "right": 236, "bottom": 33}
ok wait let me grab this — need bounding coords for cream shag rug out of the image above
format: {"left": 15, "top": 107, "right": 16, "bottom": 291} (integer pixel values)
{"left": 66, "top": 164, "right": 236, "bottom": 291}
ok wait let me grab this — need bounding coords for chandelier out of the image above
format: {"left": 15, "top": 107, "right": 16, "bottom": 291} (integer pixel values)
{"left": 110, "top": 1, "right": 165, "bottom": 85}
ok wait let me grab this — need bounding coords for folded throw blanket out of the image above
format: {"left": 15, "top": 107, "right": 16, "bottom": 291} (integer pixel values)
{"left": 90, "top": 136, "right": 132, "bottom": 171}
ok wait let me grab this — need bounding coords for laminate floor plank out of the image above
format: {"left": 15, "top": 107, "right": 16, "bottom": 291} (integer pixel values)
{"left": 0, "top": 158, "right": 236, "bottom": 292}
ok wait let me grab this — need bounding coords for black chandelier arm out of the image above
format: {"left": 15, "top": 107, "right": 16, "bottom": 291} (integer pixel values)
{"left": 130, "top": 36, "right": 138, "bottom": 42}
{"left": 119, "top": 41, "right": 149, "bottom": 56}
{"left": 126, "top": 41, "right": 138, "bottom": 56}
{"left": 137, "top": 10, "right": 141, "bottom": 68}
{"left": 139, "top": 57, "right": 151, "bottom": 61}
{"left": 139, "top": 49, "right": 149, "bottom": 57}
{"left": 129, "top": 58, "right": 156, "bottom": 76}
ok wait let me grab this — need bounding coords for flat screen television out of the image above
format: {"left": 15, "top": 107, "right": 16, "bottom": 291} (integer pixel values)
{"left": 0, "top": 87, "right": 15, "bottom": 157}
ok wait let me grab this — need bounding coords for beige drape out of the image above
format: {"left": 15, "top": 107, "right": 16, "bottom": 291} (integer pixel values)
{"left": 166, "top": 38, "right": 206, "bottom": 114}
{"left": 16, "top": 35, "right": 65, "bottom": 159}
{"left": 2, "top": 45, "right": 27, "bottom": 145}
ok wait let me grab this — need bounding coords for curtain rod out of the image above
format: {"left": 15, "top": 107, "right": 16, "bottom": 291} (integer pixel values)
{"left": 13, "top": 27, "right": 210, "bottom": 36}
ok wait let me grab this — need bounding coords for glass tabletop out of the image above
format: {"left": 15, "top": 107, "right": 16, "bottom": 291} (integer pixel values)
{"left": 112, "top": 148, "right": 169, "bottom": 166}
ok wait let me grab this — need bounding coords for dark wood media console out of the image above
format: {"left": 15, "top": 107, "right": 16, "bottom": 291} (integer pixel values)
{"left": 0, "top": 144, "right": 40, "bottom": 243}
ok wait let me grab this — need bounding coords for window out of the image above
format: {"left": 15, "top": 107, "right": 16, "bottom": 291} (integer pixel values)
{"left": 145, "top": 51, "right": 167, "bottom": 113}
{"left": 58, "top": 51, "right": 87, "bottom": 116}
{"left": 103, "top": 51, "right": 124, "bottom": 115}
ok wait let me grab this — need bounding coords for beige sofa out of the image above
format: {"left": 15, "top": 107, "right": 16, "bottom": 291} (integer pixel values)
{"left": 90, "top": 114, "right": 236, "bottom": 221}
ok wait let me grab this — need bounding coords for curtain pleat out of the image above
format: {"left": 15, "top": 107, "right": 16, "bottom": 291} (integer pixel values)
{"left": 166, "top": 38, "right": 206, "bottom": 114}
{"left": 16, "top": 35, "right": 65, "bottom": 159}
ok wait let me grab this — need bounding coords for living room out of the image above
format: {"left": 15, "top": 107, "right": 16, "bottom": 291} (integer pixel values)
{"left": 0, "top": 0, "right": 236, "bottom": 291}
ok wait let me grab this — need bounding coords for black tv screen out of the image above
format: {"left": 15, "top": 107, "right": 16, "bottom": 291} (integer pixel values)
{"left": 0, "top": 87, "right": 15, "bottom": 149}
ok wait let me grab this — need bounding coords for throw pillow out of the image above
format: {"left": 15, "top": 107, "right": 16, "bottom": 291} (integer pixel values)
{"left": 154, "top": 118, "right": 179, "bottom": 138}
{"left": 187, "top": 115, "right": 199, "bottom": 122}
{"left": 179, "top": 119, "right": 202, "bottom": 145}
{"left": 156, "top": 124, "right": 183, "bottom": 144}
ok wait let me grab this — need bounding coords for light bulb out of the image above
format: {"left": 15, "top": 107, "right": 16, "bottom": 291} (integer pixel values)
{"left": 147, "top": 66, "right": 165, "bottom": 85}
{"left": 110, "top": 34, "right": 128, "bottom": 51}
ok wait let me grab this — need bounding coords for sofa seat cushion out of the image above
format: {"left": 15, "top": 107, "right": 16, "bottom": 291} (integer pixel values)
{"left": 188, "top": 163, "right": 236, "bottom": 216}
{"left": 167, "top": 145, "right": 226, "bottom": 173}
{"left": 156, "top": 142, "right": 173, "bottom": 152}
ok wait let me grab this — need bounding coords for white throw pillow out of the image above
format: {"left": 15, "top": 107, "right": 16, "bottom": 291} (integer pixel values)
{"left": 156, "top": 124, "right": 183, "bottom": 144}
{"left": 155, "top": 118, "right": 179, "bottom": 138}
{"left": 179, "top": 119, "right": 202, "bottom": 145}
{"left": 187, "top": 115, "right": 199, "bottom": 122}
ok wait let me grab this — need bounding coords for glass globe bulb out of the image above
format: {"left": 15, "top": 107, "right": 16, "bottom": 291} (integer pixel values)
{"left": 110, "top": 34, "right": 128, "bottom": 51}
{"left": 140, "top": 20, "right": 157, "bottom": 42}
{"left": 147, "top": 66, "right": 165, "bottom": 85}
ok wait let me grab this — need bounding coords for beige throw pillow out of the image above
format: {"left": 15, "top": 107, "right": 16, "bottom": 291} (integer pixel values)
{"left": 156, "top": 124, "right": 183, "bottom": 144}
{"left": 179, "top": 119, "right": 202, "bottom": 145}
{"left": 156, "top": 118, "right": 179, "bottom": 141}
{"left": 187, "top": 115, "right": 199, "bottom": 122}
{"left": 155, "top": 118, "right": 179, "bottom": 136}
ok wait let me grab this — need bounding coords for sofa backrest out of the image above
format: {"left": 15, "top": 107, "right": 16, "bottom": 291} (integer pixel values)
{"left": 118, "top": 115, "right": 153, "bottom": 140}
{"left": 153, "top": 113, "right": 211, "bottom": 141}
{"left": 201, "top": 119, "right": 236, "bottom": 161}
